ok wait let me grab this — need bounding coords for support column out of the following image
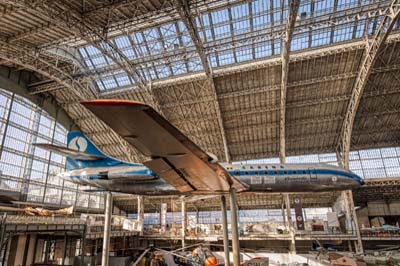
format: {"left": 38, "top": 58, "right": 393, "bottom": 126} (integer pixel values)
{"left": 22, "top": 234, "right": 31, "bottom": 266}
{"left": 229, "top": 188, "right": 240, "bottom": 266}
{"left": 2, "top": 234, "right": 12, "bottom": 266}
{"left": 137, "top": 196, "right": 144, "bottom": 236}
{"left": 181, "top": 201, "right": 187, "bottom": 248}
{"left": 61, "top": 233, "right": 67, "bottom": 266}
{"left": 81, "top": 226, "right": 87, "bottom": 266}
{"left": 284, "top": 194, "right": 296, "bottom": 254}
{"left": 282, "top": 201, "right": 286, "bottom": 227}
{"left": 102, "top": 192, "right": 112, "bottom": 266}
{"left": 342, "top": 190, "right": 363, "bottom": 254}
{"left": 161, "top": 203, "right": 167, "bottom": 235}
{"left": 220, "top": 195, "right": 230, "bottom": 266}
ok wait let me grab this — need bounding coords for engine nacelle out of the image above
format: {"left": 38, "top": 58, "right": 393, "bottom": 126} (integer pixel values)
{"left": 206, "top": 152, "right": 219, "bottom": 163}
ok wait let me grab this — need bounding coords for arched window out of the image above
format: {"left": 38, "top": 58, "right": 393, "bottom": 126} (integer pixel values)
{"left": 0, "top": 89, "right": 104, "bottom": 210}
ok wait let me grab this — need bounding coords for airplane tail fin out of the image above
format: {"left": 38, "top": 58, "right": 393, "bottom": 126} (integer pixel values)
{"left": 35, "top": 131, "right": 123, "bottom": 170}
{"left": 67, "top": 131, "right": 106, "bottom": 158}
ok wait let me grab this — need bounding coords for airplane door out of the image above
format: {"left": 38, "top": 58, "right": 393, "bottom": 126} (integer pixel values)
{"left": 309, "top": 168, "right": 317, "bottom": 181}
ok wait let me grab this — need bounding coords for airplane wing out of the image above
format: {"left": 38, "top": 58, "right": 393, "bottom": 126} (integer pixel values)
{"left": 82, "top": 100, "right": 246, "bottom": 193}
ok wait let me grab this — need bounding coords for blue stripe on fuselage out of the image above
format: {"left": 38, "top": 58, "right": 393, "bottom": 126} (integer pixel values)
{"left": 66, "top": 158, "right": 143, "bottom": 170}
{"left": 228, "top": 169, "right": 363, "bottom": 185}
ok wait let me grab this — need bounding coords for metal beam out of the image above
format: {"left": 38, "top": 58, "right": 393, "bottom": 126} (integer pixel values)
{"left": 102, "top": 192, "right": 112, "bottom": 266}
{"left": 0, "top": 41, "right": 95, "bottom": 101}
{"left": 220, "top": 195, "right": 230, "bottom": 266}
{"left": 174, "top": 0, "right": 231, "bottom": 162}
{"left": 337, "top": 1, "right": 400, "bottom": 169}
{"left": 279, "top": 0, "right": 300, "bottom": 163}
{"left": 8, "top": 0, "right": 163, "bottom": 113}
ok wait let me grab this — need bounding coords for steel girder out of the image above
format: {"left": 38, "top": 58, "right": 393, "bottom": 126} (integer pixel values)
{"left": 0, "top": 40, "right": 95, "bottom": 101}
{"left": 337, "top": 0, "right": 400, "bottom": 169}
{"left": 279, "top": 0, "right": 300, "bottom": 163}
{"left": 7, "top": 0, "right": 163, "bottom": 112}
{"left": 174, "top": 0, "right": 231, "bottom": 162}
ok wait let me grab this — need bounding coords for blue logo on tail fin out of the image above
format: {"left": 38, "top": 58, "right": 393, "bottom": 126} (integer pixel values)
{"left": 65, "top": 131, "right": 142, "bottom": 171}
{"left": 67, "top": 131, "right": 106, "bottom": 158}
{"left": 66, "top": 131, "right": 128, "bottom": 170}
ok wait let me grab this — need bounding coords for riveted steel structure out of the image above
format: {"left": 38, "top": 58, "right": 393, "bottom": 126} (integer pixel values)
{"left": 0, "top": 0, "right": 399, "bottom": 167}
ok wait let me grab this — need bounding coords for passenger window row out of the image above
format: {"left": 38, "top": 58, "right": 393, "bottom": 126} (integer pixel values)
{"left": 233, "top": 170, "right": 310, "bottom": 176}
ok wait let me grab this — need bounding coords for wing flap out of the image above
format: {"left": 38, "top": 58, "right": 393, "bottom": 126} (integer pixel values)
{"left": 82, "top": 100, "right": 246, "bottom": 192}
{"left": 34, "top": 143, "right": 104, "bottom": 161}
{"left": 144, "top": 158, "right": 193, "bottom": 193}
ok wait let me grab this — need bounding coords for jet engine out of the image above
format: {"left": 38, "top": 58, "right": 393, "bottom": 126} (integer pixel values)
{"left": 206, "top": 152, "right": 219, "bottom": 163}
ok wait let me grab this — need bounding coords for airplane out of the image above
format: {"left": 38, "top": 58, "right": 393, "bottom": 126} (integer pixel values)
{"left": 35, "top": 100, "right": 364, "bottom": 196}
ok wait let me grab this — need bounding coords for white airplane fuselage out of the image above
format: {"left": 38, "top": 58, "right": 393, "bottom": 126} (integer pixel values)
{"left": 60, "top": 162, "right": 363, "bottom": 195}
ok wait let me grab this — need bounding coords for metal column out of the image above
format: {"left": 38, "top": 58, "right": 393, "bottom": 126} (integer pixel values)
{"left": 137, "top": 196, "right": 144, "bottom": 236}
{"left": 22, "top": 235, "right": 31, "bottom": 266}
{"left": 229, "top": 187, "right": 240, "bottom": 266}
{"left": 342, "top": 190, "right": 363, "bottom": 254}
{"left": 220, "top": 195, "right": 230, "bottom": 266}
{"left": 62, "top": 233, "right": 67, "bottom": 266}
{"left": 102, "top": 192, "right": 113, "bottom": 266}
{"left": 81, "top": 226, "right": 87, "bottom": 266}
{"left": 181, "top": 201, "right": 187, "bottom": 248}
{"left": 284, "top": 194, "right": 296, "bottom": 254}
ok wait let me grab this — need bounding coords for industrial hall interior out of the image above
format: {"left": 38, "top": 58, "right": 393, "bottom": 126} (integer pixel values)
{"left": 0, "top": 0, "right": 400, "bottom": 265}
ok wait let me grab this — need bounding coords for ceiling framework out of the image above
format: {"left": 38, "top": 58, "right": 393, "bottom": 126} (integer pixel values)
{"left": 0, "top": 0, "right": 399, "bottom": 164}
{"left": 336, "top": 0, "right": 400, "bottom": 169}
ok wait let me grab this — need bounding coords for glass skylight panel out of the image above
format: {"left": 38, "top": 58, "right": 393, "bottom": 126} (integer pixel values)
{"left": 255, "top": 41, "right": 273, "bottom": 58}
{"left": 114, "top": 72, "right": 132, "bottom": 87}
{"left": 359, "top": 148, "right": 381, "bottom": 159}
{"left": 131, "top": 32, "right": 149, "bottom": 56}
{"left": 381, "top": 147, "right": 397, "bottom": 157}
{"left": 333, "top": 23, "right": 355, "bottom": 42}
{"left": 218, "top": 50, "right": 235, "bottom": 66}
{"left": 383, "top": 158, "right": 400, "bottom": 168}
{"left": 252, "top": 0, "right": 270, "bottom": 32}
{"left": 291, "top": 33, "right": 309, "bottom": 51}
{"left": 142, "top": 28, "right": 163, "bottom": 55}
{"left": 235, "top": 45, "right": 253, "bottom": 62}
{"left": 82, "top": 45, "right": 113, "bottom": 69}
{"left": 113, "top": 35, "right": 136, "bottom": 59}
{"left": 178, "top": 21, "right": 194, "bottom": 45}
{"left": 311, "top": 30, "right": 330, "bottom": 47}
{"left": 314, "top": 0, "right": 334, "bottom": 16}
{"left": 160, "top": 24, "right": 182, "bottom": 53}
{"left": 232, "top": 3, "right": 251, "bottom": 35}
{"left": 155, "top": 63, "right": 172, "bottom": 79}
{"left": 386, "top": 167, "right": 400, "bottom": 177}
{"left": 101, "top": 75, "right": 118, "bottom": 90}
{"left": 145, "top": 64, "right": 158, "bottom": 80}
{"left": 171, "top": 60, "right": 187, "bottom": 75}
{"left": 337, "top": 0, "right": 359, "bottom": 11}
{"left": 197, "top": 14, "right": 213, "bottom": 41}
{"left": 187, "top": 57, "right": 202, "bottom": 72}
{"left": 95, "top": 80, "right": 106, "bottom": 91}
{"left": 211, "top": 9, "right": 231, "bottom": 40}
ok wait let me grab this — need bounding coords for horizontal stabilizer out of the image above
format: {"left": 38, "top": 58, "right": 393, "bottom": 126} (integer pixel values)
{"left": 34, "top": 143, "right": 104, "bottom": 161}
{"left": 80, "top": 188, "right": 106, "bottom": 193}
